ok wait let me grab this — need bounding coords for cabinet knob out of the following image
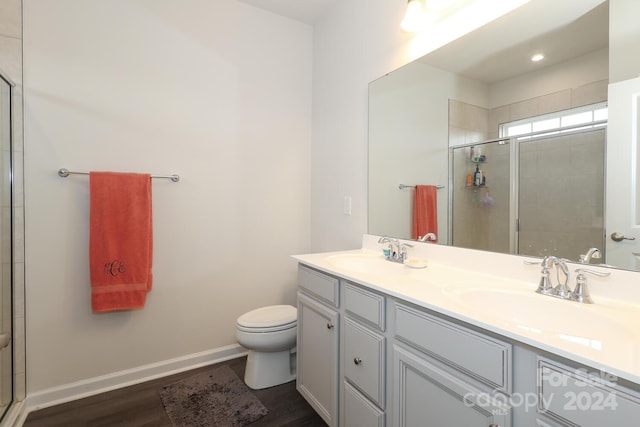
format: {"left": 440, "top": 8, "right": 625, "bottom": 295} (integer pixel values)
{"left": 353, "top": 357, "right": 362, "bottom": 365}
{"left": 326, "top": 323, "right": 334, "bottom": 330}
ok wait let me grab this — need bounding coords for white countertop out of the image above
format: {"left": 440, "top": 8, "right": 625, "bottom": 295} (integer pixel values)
{"left": 293, "top": 236, "right": 640, "bottom": 385}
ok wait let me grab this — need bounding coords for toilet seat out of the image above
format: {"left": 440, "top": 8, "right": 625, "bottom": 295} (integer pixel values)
{"left": 237, "top": 305, "right": 297, "bottom": 333}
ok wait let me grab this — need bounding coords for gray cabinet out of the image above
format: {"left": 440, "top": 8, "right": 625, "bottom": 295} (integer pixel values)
{"left": 296, "top": 262, "right": 640, "bottom": 426}
{"left": 392, "top": 302, "right": 512, "bottom": 427}
{"left": 394, "top": 303, "right": 512, "bottom": 394}
{"left": 342, "top": 282, "right": 387, "bottom": 426}
{"left": 297, "top": 266, "right": 340, "bottom": 426}
{"left": 536, "top": 357, "right": 640, "bottom": 427}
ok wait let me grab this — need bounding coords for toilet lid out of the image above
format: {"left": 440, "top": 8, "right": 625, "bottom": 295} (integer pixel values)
{"left": 237, "top": 305, "right": 297, "bottom": 329}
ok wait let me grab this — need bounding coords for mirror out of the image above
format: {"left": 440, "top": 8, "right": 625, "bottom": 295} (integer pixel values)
{"left": 367, "top": 0, "right": 639, "bottom": 269}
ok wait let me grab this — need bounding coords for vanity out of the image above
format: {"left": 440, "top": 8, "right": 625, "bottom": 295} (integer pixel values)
{"left": 293, "top": 235, "right": 640, "bottom": 427}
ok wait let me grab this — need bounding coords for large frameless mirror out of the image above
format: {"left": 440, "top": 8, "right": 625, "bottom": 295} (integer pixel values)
{"left": 366, "top": 0, "right": 640, "bottom": 270}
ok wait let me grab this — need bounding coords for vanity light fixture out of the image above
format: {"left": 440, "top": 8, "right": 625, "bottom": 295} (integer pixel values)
{"left": 425, "top": 0, "right": 455, "bottom": 10}
{"left": 401, "top": 0, "right": 426, "bottom": 32}
{"left": 401, "top": 0, "right": 467, "bottom": 33}
{"left": 531, "top": 53, "right": 545, "bottom": 62}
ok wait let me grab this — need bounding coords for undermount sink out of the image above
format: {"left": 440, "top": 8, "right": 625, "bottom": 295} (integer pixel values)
{"left": 326, "top": 252, "right": 405, "bottom": 275}
{"left": 446, "top": 287, "right": 638, "bottom": 352}
{"left": 325, "top": 252, "right": 433, "bottom": 281}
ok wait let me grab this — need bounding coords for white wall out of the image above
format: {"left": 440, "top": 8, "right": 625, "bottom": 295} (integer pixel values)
{"left": 23, "top": 0, "right": 311, "bottom": 394}
{"left": 610, "top": 0, "right": 640, "bottom": 83}
{"left": 309, "top": 0, "right": 535, "bottom": 252}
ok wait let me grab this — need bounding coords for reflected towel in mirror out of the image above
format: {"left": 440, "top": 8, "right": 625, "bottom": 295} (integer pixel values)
{"left": 412, "top": 185, "right": 438, "bottom": 242}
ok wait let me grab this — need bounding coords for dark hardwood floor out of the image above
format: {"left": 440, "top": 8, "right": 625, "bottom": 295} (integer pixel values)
{"left": 23, "top": 356, "right": 327, "bottom": 427}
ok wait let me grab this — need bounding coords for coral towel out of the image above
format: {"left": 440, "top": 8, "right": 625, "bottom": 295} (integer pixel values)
{"left": 412, "top": 185, "right": 438, "bottom": 242}
{"left": 90, "top": 172, "right": 152, "bottom": 312}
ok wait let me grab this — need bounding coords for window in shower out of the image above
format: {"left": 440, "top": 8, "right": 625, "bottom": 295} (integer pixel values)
{"left": 502, "top": 102, "right": 607, "bottom": 138}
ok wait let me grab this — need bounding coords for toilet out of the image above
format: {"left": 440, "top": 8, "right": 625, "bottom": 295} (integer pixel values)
{"left": 235, "top": 304, "right": 297, "bottom": 389}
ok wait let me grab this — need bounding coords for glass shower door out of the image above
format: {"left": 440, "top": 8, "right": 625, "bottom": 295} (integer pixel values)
{"left": 517, "top": 128, "right": 606, "bottom": 260}
{"left": 0, "top": 75, "right": 12, "bottom": 417}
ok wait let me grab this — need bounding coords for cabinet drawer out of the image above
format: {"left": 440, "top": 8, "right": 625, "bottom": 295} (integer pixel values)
{"left": 344, "top": 318, "right": 385, "bottom": 408}
{"left": 344, "top": 282, "right": 386, "bottom": 331}
{"left": 344, "top": 381, "right": 385, "bottom": 427}
{"left": 394, "top": 303, "right": 511, "bottom": 393}
{"left": 298, "top": 264, "right": 339, "bottom": 307}
{"left": 538, "top": 358, "right": 640, "bottom": 426}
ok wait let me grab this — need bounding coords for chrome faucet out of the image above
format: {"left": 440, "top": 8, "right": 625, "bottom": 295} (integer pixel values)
{"left": 525, "top": 257, "right": 611, "bottom": 304}
{"left": 378, "top": 236, "right": 413, "bottom": 263}
{"left": 378, "top": 236, "right": 397, "bottom": 256}
{"left": 579, "top": 247, "right": 601, "bottom": 264}
{"left": 418, "top": 233, "right": 437, "bottom": 242}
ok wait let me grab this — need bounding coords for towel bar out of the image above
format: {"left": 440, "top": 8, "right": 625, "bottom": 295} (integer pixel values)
{"left": 399, "top": 184, "right": 445, "bottom": 189}
{"left": 58, "top": 168, "right": 180, "bottom": 182}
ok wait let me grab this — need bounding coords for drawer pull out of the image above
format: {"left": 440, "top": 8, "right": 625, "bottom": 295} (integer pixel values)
{"left": 353, "top": 357, "right": 362, "bottom": 365}
{"left": 326, "top": 322, "right": 334, "bottom": 330}
{"left": 489, "top": 424, "right": 500, "bottom": 427}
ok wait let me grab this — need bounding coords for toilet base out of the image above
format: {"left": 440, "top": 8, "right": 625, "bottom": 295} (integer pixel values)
{"left": 244, "top": 349, "right": 296, "bottom": 389}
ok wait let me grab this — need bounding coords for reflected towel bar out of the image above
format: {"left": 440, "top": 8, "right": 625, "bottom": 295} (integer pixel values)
{"left": 58, "top": 168, "right": 180, "bottom": 182}
{"left": 399, "top": 184, "right": 445, "bottom": 189}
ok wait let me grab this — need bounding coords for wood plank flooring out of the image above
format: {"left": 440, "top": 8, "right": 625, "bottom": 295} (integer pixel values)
{"left": 23, "top": 356, "right": 326, "bottom": 427}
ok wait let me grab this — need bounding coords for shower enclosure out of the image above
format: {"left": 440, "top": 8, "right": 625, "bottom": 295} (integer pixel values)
{"left": 451, "top": 127, "right": 606, "bottom": 262}
{"left": 0, "top": 72, "right": 13, "bottom": 419}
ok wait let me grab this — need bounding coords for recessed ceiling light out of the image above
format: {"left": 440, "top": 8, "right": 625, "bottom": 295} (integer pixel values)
{"left": 531, "top": 53, "right": 545, "bottom": 62}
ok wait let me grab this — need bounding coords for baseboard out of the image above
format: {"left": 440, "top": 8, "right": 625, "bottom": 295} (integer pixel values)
{"left": 22, "top": 344, "right": 247, "bottom": 418}
{"left": 2, "top": 399, "right": 27, "bottom": 427}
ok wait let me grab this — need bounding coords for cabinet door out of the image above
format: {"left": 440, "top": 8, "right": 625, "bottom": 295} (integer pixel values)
{"left": 538, "top": 358, "right": 640, "bottom": 427}
{"left": 344, "top": 381, "right": 385, "bottom": 427}
{"left": 297, "top": 292, "right": 340, "bottom": 426}
{"left": 393, "top": 345, "right": 510, "bottom": 427}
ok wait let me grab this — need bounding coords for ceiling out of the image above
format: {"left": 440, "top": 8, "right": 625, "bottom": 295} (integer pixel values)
{"left": 236, "top": 0, "right": 340, "bottom": 25}
{"left": 419, "top": 1, "right": 609, "bottom": 84}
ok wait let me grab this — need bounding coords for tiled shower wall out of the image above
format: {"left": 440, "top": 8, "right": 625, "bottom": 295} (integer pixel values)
{"left": 449, "top": 101, "right": 512, "bottom": 252}
{"left": 0, "top": 0, "right": 25, "bottom": 405}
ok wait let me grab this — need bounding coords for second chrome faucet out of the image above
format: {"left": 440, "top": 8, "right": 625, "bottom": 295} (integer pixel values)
{"left": 526, "top": 256, "right": 610, "bottom": 304}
